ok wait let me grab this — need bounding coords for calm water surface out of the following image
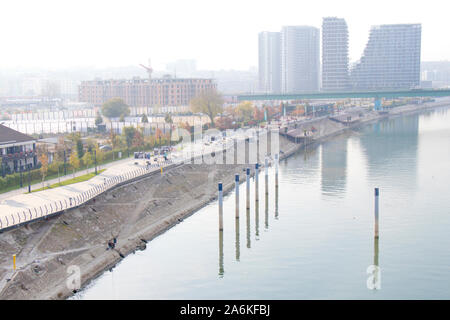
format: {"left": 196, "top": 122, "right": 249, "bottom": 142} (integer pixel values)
{"left": 74, "top": 107, "right": 450, "bottom": 299}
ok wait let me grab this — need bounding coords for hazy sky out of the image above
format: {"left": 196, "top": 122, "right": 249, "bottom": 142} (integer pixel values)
{"left": 0, "top": 0, "right": 448, "bottom": 71}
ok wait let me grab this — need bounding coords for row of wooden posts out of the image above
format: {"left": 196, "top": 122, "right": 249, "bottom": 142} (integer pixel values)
{"left": 218, "top": 153, "right": 280, "bottom": 233}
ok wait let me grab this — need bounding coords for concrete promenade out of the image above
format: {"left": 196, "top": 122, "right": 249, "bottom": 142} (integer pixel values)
{"left": 0, "top": 131, "right": 256, "bottom": 232}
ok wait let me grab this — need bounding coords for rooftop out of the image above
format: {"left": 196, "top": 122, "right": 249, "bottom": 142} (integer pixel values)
{"left": 0, "top": 124, "right": 36, "bottom": 145}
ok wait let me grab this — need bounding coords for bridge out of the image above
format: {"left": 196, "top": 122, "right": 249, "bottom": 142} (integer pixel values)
{"left": 237, "top": 89, "right": 450, "bottom": 102}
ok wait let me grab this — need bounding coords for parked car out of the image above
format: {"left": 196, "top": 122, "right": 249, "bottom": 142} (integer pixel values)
{"left": 99, "top": 145, "right": 112, "bottom": 151}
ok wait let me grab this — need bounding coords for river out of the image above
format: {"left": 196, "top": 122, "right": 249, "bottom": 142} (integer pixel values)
{"left": 73, "top": 107, "right": 450, "bottom": 299}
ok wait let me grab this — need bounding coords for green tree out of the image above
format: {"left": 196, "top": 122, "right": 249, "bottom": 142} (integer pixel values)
{"left": 236, "top": 101, "right": 254, "bottom": 122}
{"left": 122, "top": 126, "right": 136, "bottom": 150}
{"left": 101, "top": 98, "right": 130, "bottom": 118}
{"left": 141, "top": 114, "right": 149, "bottom": 123}
{"left": 95, "top": 112, "right": 103, "bottom": 126}
{"left": 190, "top": 89, "right": 224, "bottom": 127}
{"left": 82, "top": 151, "right": 93, "bottom": 173}
{"left": 76, "top": 139, "right": 84, "bottom": 159}
{"left": 69, "top": 152, "right": 80, "bottom": 177}
{"left": 94, "top": 145, "right": 105, "bottom": 169}
{"left": 164, "top": 112, "right": 173, "bottom": 124}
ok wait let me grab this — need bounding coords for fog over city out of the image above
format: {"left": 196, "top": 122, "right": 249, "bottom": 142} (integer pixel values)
{"left": 0, "top": 0, "right": 449, "bottom": 71}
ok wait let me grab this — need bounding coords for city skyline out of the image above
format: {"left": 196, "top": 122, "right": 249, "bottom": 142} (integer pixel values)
{"left": 0, "top": 0, "right": 449, "bottom": 71}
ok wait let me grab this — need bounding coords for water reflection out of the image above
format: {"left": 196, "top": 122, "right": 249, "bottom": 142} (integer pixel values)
{"left": 255, "top": 196, "right": 260, "bottom": 240}
{"left": 275, "top": 184, "right": 279, "bottom": 220}
{"left": 367, "top": 237, "right": 381, "bottom": 290}
{"left": 320, "top": 138, "right": 348, "bottom": 197}
{"left": 235, "top": 218, "right": 240, "bottom": 261}
{"left": 219, "top": 230, "right": 224, "bottom": 277}
{"left": 265, "top": 192, "right": 269, "bottom": 230}
{"left": 246, "top": 208, "right": 251, "bottom": 248}
{"left": 359, "top": 116, "right": 419, "bottom": 191}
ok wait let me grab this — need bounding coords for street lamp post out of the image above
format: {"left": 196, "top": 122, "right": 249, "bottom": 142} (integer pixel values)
{"left": 94, "top": 150, "right": 97, "bottom": 175}
{"left": 63, "top": 149, "right": 67, "bottom": 176}
{"left": 28, "top": 161, "right": 31, "bottom": 193}
{"left": 19, "top": 158, "right": 23, "bottom": 188}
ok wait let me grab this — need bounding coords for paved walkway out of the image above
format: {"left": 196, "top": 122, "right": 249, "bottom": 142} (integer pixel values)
{"left": 0, "top": 155, "right": 136, "bottom": 201}
{"left": 0, "top": 131, "right": 256, "bottom": 231}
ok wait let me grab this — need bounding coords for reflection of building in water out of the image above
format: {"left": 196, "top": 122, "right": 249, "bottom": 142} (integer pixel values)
{"left": 320, "top": 138, "right": 348, "bottom": 197}
{"left": 359, "top": 115, "right": 419, "bottom": 189}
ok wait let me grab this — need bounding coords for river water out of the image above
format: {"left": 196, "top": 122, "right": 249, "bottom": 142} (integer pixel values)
{"left": 73, "top": 107, "right": 450, "bottom": 299}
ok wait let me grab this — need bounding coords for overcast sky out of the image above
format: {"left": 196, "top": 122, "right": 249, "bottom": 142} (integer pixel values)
{"left": 0, "top": 0, "right": 448, "bottom": 71}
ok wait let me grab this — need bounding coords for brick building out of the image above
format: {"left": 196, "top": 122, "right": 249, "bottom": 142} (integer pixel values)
{"left": 78, "top": 76, "right": 217, "bottom": 108}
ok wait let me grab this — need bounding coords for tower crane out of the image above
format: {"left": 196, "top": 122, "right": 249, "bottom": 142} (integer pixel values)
{"left": 139, "top": 59, "right": 153, "bottom": 80}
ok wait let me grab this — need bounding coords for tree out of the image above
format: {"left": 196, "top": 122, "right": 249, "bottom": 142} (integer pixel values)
{"left": 95, "top": 112, "right": 103, "bottom": 126}
{"left": 189, "top": 89, "right": 224, "bottom": 127}
{"left": 95, "top": 145, "right": 105, "bottom": 169}
{"left": 253, "top": 107, "right": 264, "bottom": 122}
{"left": 76, "top": 139, "right": 84, "bottom": 159}
{"left": 39, "top": 153, "right": 48, "bottom": 189}
{"left": 122, "top": 126, "right": 136, "bottom": 150}
{"left": 69, "top": 152, "right": 80, "bottom": 177}
{"left": 164, "top": 113, "right": 173, "bottom": 124}
{"left": 132, "top": 129, "right": 144, "bottom": 148}
{"left": 141, "top": 114, "right": 149, "bottom": 123}
{"left": 236, "top": 101, "right": 254, "bottom": 122}
{"left": 215, "top": 116, "right": 235, "bottom": 130}
{"left": 101, "top": 98, "right": 130, "bottom": 118}
{"left": 155, "top": 128, "right": 163, "bottom": 146}
{"left": 82, "top": 152, "right": 93, "bottom": 173}
{"left": 55, "top": 136, "right": 67, "bottom": 162}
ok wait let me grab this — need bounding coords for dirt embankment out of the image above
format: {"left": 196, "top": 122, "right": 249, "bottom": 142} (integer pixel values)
{"left": 0, "top": 136, "right": 298, "bottom": 300}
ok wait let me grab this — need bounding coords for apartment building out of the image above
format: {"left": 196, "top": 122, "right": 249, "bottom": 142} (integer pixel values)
{"left": 78, "top": 76, "right": 217, "bottom": 107}
{"left": 322, "top": 17, "right": 350, "bottom": 91}
{"left": 350, "top": 24, "right": 422, "bottom": 90}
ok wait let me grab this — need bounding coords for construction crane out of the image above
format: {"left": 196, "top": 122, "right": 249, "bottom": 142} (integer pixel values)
{"left": 139, "top": 58, "right": 153, "bottom": 80}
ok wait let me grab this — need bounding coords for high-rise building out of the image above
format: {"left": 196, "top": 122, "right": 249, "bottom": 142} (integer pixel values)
{"left": 258, "top": 31, "right": 281, "bottom": 93}
{"left": 281, "top": 26, "right": 320, "bottom": 93}
{"left": 322, "top": 17, "right": 350, "bottom": 91}
{"left": 350, "top": 24, "right": 421, "bottom": 90}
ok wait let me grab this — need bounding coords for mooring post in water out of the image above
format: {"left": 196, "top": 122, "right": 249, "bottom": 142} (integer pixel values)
{"left": 255, "top": 163, "right": 259, "bottom": 202}
{"left": 235, "top": 174, "right": 239, "bottom": 219}
{"left": 246, "top": 168, "right": 250, "bottom": 210}
{"left": 275, "top": 153, "right": 279, "bottom": 188}
{"left": 265, "top": 156, "right": 269, "bottom": 195}
{"left": 374, "top": 187, "right": 379, "bottom": 238}
{"left": 218, "top": 182, "right": 223, "bottom": 231}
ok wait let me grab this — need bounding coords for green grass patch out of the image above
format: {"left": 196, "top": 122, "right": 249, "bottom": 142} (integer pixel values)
{"left": 29, "top": 169, "right": 106, "bottom": 193}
